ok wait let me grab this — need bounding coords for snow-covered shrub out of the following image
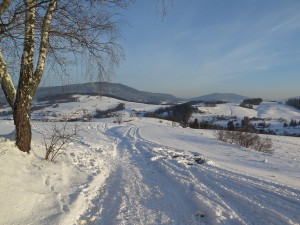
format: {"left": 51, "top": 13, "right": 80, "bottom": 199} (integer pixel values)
{"left": 42, "top": 122, "right": 80, "bottom": 162}
{"left": 253, "top": 137, "right": 273, "bottom": 153}
{"left": 215, "top": 130, "right": 273, "bottom": 153}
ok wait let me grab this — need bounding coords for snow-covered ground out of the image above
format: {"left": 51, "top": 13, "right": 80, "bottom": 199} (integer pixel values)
{"left": 193, "top": 102, "right": 300, "bottom": 120}
{"left": 192, "top": 102, "right": 300, "bottom": 135}
{"left": 1, "top": 96, "right": 300, "bottom": 225}
{"left": 29, "top": 95, "right": 164, "bottom": 121}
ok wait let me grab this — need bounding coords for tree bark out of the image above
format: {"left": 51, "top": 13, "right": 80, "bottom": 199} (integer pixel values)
{"left": 13, "top": 0, "right": 36, "bottom": 152}
{"left": 14, "top": 86, "right": 32, "bottom": 152}
{"left": 0, "top": 51, "right": 16, "bottom": 108}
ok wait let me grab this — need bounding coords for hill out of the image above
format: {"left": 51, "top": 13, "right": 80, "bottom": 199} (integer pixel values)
{"left": 0, "top": 82, "right": 181, "bottom": 105}
{"left": 189, "top": 93, "right": 248, "bottom": 102}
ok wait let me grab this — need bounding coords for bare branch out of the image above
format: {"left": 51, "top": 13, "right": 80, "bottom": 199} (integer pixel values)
{"left": 0, "top": 0, "right": 12, "bottom": 16}
{"left": 33, "top": 0, "right": 57, "bottom": 89}
{"left": 39, "top": 111, "right": 83, "bottom": 162}
{"left": 157, "top": 0, "right": 173, "bottom": 17}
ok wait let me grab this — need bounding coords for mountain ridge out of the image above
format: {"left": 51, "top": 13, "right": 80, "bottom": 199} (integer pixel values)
{"left": 188, "top": 92, "right": 249, "bottom": 102}
{"left": 0, "top": 82, "right": 181, "bottom": 105}
{"left": 0, "top": 82, "right": 273, "bottom": 105}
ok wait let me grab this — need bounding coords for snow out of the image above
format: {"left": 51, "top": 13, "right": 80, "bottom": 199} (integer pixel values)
{"left": 1, "top": 96, "right": 300, "bottom": 225}
{"left": 192, "top": 102, "right": 300, "bottom": 135}
{"left": 256, "top": 102, "right": 300, "bottom": 120}
{"left": 193, "top": 102, "right": 300, "bottom": 121}
{"left": 28, "top": 96, "right": 164, "bottom": 122}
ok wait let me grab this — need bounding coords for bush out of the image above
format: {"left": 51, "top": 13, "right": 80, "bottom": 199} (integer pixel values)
{"left": 215, "top": 130, "right": 273, "bottom": 153}
{"left": 42, "top": 122, "right": 80, "bottom": 162}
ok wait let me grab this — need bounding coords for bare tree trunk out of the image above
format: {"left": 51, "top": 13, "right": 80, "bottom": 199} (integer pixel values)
{"left": 14, "top": 86, "right": 32, "bottom": 152}
{"left": 13, "top": 0, "right": 36, "bottom": 153}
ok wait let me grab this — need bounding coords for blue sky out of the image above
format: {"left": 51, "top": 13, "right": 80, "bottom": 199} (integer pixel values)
{"left": 111, "top": 0, "right": 300, "bottom": 100}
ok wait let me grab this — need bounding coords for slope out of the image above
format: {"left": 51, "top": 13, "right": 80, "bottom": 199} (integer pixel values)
{"left": 1, "top": 118, "right": 300, "bottom": 225}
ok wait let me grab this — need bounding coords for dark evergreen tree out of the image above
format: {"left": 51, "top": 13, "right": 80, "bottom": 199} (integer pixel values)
{"left": 227, "top": 121, "right": 235, "bottom": 131}
{"left": 290, "top": 119, "right": 297, "bottom": 127}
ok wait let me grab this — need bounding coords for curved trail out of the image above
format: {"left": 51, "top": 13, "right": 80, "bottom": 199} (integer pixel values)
{"left": 79, "top": 125, "right": 204, "bottom": 224}
{"left": 77, "top": 123, "right": 300, "bottom": 225}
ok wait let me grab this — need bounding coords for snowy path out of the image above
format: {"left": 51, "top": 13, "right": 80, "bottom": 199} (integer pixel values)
{"left": 79, "top": 125, "right": 203, "bottom": 224}
{"left": 76, "top": 123, "right": 300, "bottom": 225}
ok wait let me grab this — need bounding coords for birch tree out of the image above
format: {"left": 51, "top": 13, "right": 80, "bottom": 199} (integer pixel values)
{"left": 0, "top": 0, "right": 129, "bottom": 152}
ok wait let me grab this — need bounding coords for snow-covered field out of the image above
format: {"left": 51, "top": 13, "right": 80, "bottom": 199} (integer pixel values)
{"left": 192, "top": 102, "right": 300, "bottom": 135}
{"left": 1, "top": 96, "right": 300, "bottom": 225}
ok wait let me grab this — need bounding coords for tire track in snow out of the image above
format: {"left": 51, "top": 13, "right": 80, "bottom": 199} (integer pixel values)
{"left": 121, "top": 126, "right": 212, "bottom": 225}
{"left": 190, "top": 165, "right": 300, "bottom": 225}
{"left": 133, "top": 125, "right": 300, "bottom": 225}
{"left": 77, "top": 124, "right": 173, "bottom": 224}
{"left": 131, "top": 127, "right": 246, "bottom": 224}
{"left": 76, "top": 123, "right": 300, "bottom": 225}
{"left": 80, "top": 125, "right": 212, "bottom": 225}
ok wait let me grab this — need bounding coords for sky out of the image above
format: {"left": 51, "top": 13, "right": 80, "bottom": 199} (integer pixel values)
{"left": 109, "top": 0, "right": 300, "bottom": 100}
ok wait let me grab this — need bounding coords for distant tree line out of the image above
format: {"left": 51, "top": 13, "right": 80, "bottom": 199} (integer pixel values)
{"left": 240, "top": 98, "right": 262, "bottom": 109}
{"left": 94, "top": 103, "right": 125, "bottom": 118}
{"left": 189, "top": 116, "right": 257, "bottom": 132}
{"left": 145, "top": 103, "right": 196, "bottom": 126}
{"left": 243, "top": 98, "right": 263, "bottom": 105}
{"left": 38, "top": 94, "right": 80, "bottom": 104}
{"left": 189, "top": 119, "right": 224, "bottom": 130}
{"left": 286, "top": 98, "right": 300, "bottom": 110}
{"left": 283, "top": 119, "right": 300, "bottom": 128}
